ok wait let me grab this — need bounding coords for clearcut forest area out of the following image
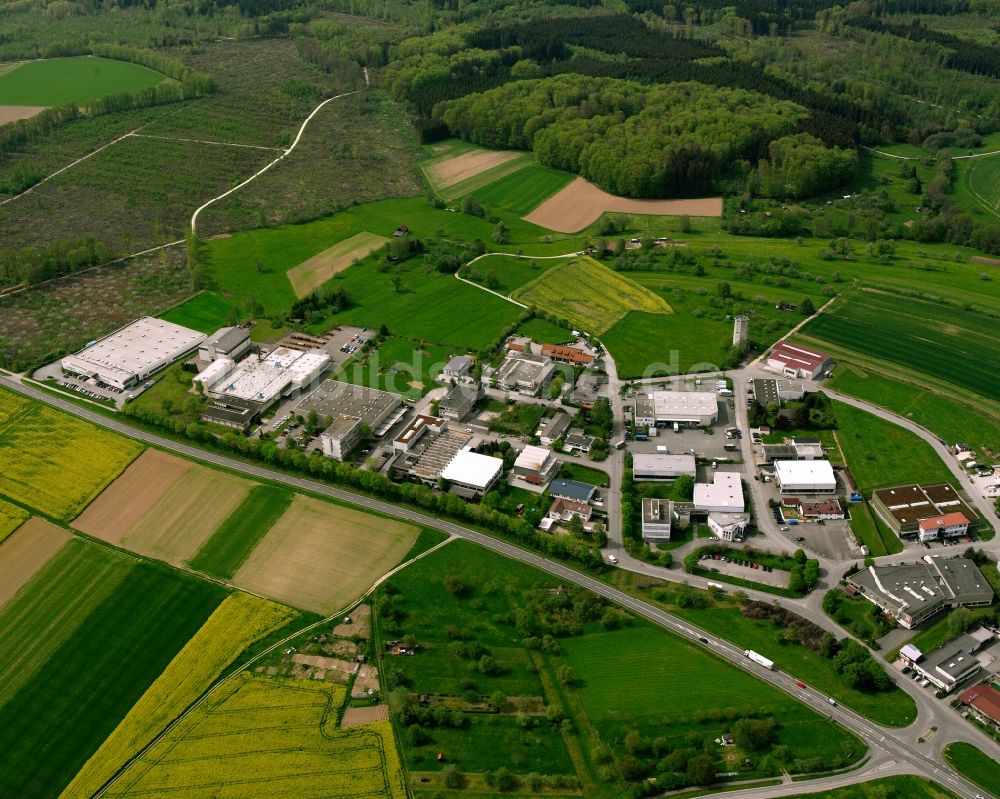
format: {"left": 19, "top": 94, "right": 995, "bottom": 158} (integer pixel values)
{"left": 2, "top": 0, "right": 1000, "bottom": 797}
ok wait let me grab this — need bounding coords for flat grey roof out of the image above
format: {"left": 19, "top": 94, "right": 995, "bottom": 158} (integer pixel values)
{"left": 298, "top": 379, "right": 401, "bottom": 428}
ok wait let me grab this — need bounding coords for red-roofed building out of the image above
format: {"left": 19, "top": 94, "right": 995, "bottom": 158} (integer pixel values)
{"left": 918, "top": 512, "right": 969, "bottom": 539}
{"left": 540, "top": 343, "right": 595, "bottom": 366}
{"left": 766, "top": 341, "right": 832, "bottom": 380}
{"left": 960, "top": 683, "right": 1000, "bottom": 729}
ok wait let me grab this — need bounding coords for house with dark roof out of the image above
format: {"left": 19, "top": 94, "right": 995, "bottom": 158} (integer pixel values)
{"left": 549, "top": 478, "right": 598, "bottom": 504}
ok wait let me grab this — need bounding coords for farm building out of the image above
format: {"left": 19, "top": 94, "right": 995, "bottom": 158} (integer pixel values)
{"left": 847, "top": 556, "right": 994, "bottom": 629}
{"left": 199, "top": 347, "right": 331, "bottom": 412}
{"left": 694, "top": 472, "right": 744, "bottom": 513}
{"left": 549, "top": 478, "right": 598, "bottom": 504}
{"left": 871, "top": 484, "right": 977, "bottom": 541}
{"left": 899, "top": 629, "right": 993, "bottom": 693}
{"left": 634, "top": 390, "right": 718, "bottom": 429}
{"left": 641, "top": 498, "right": 674, "bottom": 542}
{"left": 61, "top": 317, "right": 205, "bottom": 390}
{"left": 537, "top": 412, "right": 572, "bottom": 445}
{"left": 632, "top": 453, "right": 697, "bottom": 481}
{"left": 390, "top": 428, "right": 472, "bottom": 485}
{"left": 440, "top": 450, "right": 504, "bottom": 497}
{"left": 751, "top": 378, "right": 805, "bottom": 407}
{"left": 442, "top": 355, "right": 473, "bottom": 381}
{"left": 438, "top": 384, "right": 482, "bottom": 421}
{"left": 513, "top": 445, "right": 560, "bottom": 485}
{"left": 960, "top": 682, "right": 1000, "bottom": 729}
{"left": 765, "top": 342, "right": 832, "bottom": 380}
{"left": 708, "top": 512, "right": 751, "bottom": 541}
{"left": 491, "top": 351, "right": 555, "bottom": 395}
{"left": 773, "top": 460, "right": 836, "bottom": 494}
{"left": 199, "top": 326, "right": 251, "bottom": 363}
{"left": 540, "top": 343, "right": 595, "bottom": 366}
{"left": 299, "top": 380, "right": 405, "bottom": 441}
{"left": 563, "top": 428, "right": 596, "bottom": 454}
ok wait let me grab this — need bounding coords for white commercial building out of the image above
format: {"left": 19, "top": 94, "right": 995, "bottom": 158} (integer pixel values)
{"left": 641, "top": 498, "right": 674, "bottom": 542}
{"left": 774, "top": 460, "right": 836, "bottom": 494}
{"left": 634, "top": 390, "right": 718, "bottom": 429}
{"left": 512, "top": 445, "right": 560, "bottom": 484}
{"left": 199, "top": 346, "right": 330, "bottom": 409}
{"left": 440, "top": 450, "right": 504, "bottom": 497}
{"left": 694, "top": 471, "right": 744, "bottom": 513}
{"left": 632, "top": 453, "right": 697, "bottom": 481}
{"left": 62, "top": 317, "right": 205, "bottom": 390}
{"left": 708, "top": 512, "right": 751, "bottom": 541}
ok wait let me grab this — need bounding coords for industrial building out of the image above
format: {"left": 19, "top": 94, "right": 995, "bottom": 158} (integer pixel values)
{"left": 61, "top": 317, "right": 205, "bottom": 390}
{"left": 773, "top": 460, "right": 837, "bottom": 494}
{"left": 751, "top": 378, "right": 805, "bottom": 407}
{"left": 708, "top": 512, "right": 750, "bottom": 541}
{"left": 540, "top": 343, "right": 595, "bottom": 366}
{"left": 634, "top": 390, "right": 718, "bottom": 429}
{"left": 300, "top": 380, "right": 404, "bottom": 438}
{"left": 512, "top": 445, "right": 560, "bottom": 485}
{"left": 632, "top": 453, "right": 697, "bottom": 481}
{"left": 537, "top": 412, "right": 572, "bottom": 445}
{"left": 693, "top": 472, "right": 744, "bottom": 513}
{"left": 390, "top": 427, "right": 471, "bottom": 485}
{"left": 199, "top": 326, "right": 251, "bottom": 363}
{"left": 442, "top": 355, "right": 473, "bottom": 381}
{"left": 898, "top": 629, "right": 993, "bottom": 693}
{"left": 393, "top": 415, "right": 447, "bottom": 452}
{"left": 847, "top": 556, "right": 994, "bottom": 629}
{"left": 438, "top": 384, "right": 481, "bottom": 421}
{"left": 765, "top": 341, "right": 832, "bottom": 380}
{"left": 641, "top": 498, "right": 674, "bottom": 542}
{"left": 763, "top": 437, "right": 825, "bottom": 462}
{"left": 871, "top": 484, "right": 977, "bottom": 541}
{"left": 440, "top": 450, "right": 504, "bottom": 497}
{"left": 198, "top": 347, "right": 331, "bottom": 411}
{"left": 320, "top": 415, "right": 364, "bottom": 460}
{"left": 492, "top": 351, "right": 555, "bottom": 395}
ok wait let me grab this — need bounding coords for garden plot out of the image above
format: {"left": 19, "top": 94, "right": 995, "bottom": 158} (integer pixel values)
{"left": 233, "top": 495, "right": 417, "bottom": 614}
{"left": 524, "top": 176, "right": 723, "bottom": 233}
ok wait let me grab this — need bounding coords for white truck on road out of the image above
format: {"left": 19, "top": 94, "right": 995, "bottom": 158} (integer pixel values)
{"left": 744, "top": 650, "right": 774, "bottom": 670}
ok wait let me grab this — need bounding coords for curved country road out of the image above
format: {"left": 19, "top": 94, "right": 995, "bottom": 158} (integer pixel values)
{"left": 0, "top": 375, "right": 994, "bottom": 799}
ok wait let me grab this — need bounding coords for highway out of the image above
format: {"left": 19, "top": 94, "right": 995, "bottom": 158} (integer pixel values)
{"left": 2, "top": 373, "right": 997, "bottom": 799}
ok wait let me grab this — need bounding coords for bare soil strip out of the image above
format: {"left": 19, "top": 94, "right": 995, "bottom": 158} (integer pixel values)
{"left": 121, "top": 468, "right": 250, "bottom": 564}
{"left": 233, "top": 495, "right": 417, "bottom": 614}
{"left": 287, "top": 231, "right": 389, "bottom": 298}
{"left": 523, "top": 176, "right": 723, "bottom": 233}
{"left": 0, "top": 517, "right": 71, "bottom": 609}
{"left": 426, "top": 148, "right": 522, "bottom": 190}
{"left": 0, "top": 105, "right": 45, "bottom": 125}
{"left": 340, "top": 705, "right": 388, "bottom": 727}
{"left": 73, "top": 449, "right": 191, "bottom": 542}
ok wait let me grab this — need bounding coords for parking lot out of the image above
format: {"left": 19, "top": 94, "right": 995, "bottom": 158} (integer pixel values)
{"left": 32, "top": 361, "right": 143, "bottom": 409}
{"left": 699, "top": 552, "right": 789, "bottom": 588}
{"left": 624, "top": 393, "right": 742, "bottom": 464}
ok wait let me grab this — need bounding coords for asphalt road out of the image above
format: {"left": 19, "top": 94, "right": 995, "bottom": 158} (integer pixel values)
{"left": 2, "top": 374, "right": 996, "bottom": 799}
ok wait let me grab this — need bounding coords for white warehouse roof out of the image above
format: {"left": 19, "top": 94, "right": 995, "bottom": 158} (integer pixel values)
{"left": 632, "top": 453, "right": 697, "bottom": 477}
{"left": 441, "top": 450, "right": 504, "bottom": 490}
{"left": 774, "top": 460, "right": 836, "bottom": 490}
{"left": 694, "top": 471, "right": 744, "bottom": 512}
{"left": 206, "top": 347, "right": 330, "bottom": 405}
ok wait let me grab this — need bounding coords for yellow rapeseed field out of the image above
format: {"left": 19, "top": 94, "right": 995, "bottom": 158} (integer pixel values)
{"left": 0, "top": 499, "right": 29, "bottom": 545}
{"left": 0, "top": 388, "right": 142, "bottom": 520}
{"left": 105, "top": 673, "right": 407, "bottom": 799}
{"left": 62, "top": 593, "right": 296, "bottom": 799}
{"left": 512, "top": 256, "right": 672, "bottom": 334}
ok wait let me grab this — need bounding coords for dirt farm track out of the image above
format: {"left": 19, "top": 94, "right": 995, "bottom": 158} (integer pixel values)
{"left": 524, "top": 176, "right": 723, "bottom": 233}
{"left": 0, "top": 105, "right": 45, "bottom": 125}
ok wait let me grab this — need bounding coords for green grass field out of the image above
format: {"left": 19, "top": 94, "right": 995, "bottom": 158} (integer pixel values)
{"left": 848, "top": 500, "right": 901, "bottom": 557}
{"left": 829, "top": 363, "right": 1000, "bottom": 453}
{"left": 557, "top": 462, "right": 610, "bottom": 488}
{"left": 189, "top": 486, "right": 294, "bottom": 579}
{"left": 339, "top": 336, "right": 456, "bottom": 398}
{"left": 0, "top": 56, "right": 165, "bottom": 106}
{"left": 804, "top": 290, "right": 1000, "bottom": 402}
{"left": 960, "top": 153, "right": 1000, "bottom": 222}
{"left": 613, "top": 578, "right": 917, "bottom": 727}
{"left": 943, "top": 742, "right": 1000, "bottom": 798}
{"left": 105, "top": 674, "right": 407, "bottom": 799}
{"left": 0, "top": 554, "right": 225, "bottom": 798}
{"left": 420, "top": 138, "right": 537, "bottom": 201}
{"left": 159, "top": 292, "right": 235, "bottom": 334}
{"left": 464, "top": 254, "right": 572, "bottom": 295}
{"left": 562, "top": 624, "right": 863, "bottom": 769}
{"left": 0, "top": 388, "right": 142, "bottom": 520}
{"left": 469, "top": 162, "right": 576, "bottom": 215}
{"left": 603, "top": 309, "right": 734, "bottom": 377}
{"left": 832, "top": 400, "right": 955, "bottom": 493}
{"left": 515, "top": 316, "right": 574, "bottom": 343}
{"left": 513, "top": 256, "right": 671, "bottom": 334}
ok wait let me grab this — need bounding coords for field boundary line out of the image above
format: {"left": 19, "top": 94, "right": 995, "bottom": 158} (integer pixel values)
{"left": 128, "top": 132, "right": 285, "bottom": 151}
{"left": 189, "top": 90, "right": 357, "bottom": 235}
{"left": 456, "top": 250, "right": 583, "bottom": 307}
{"left": 90, "top": 533, "right": 456, "bottom": 799}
